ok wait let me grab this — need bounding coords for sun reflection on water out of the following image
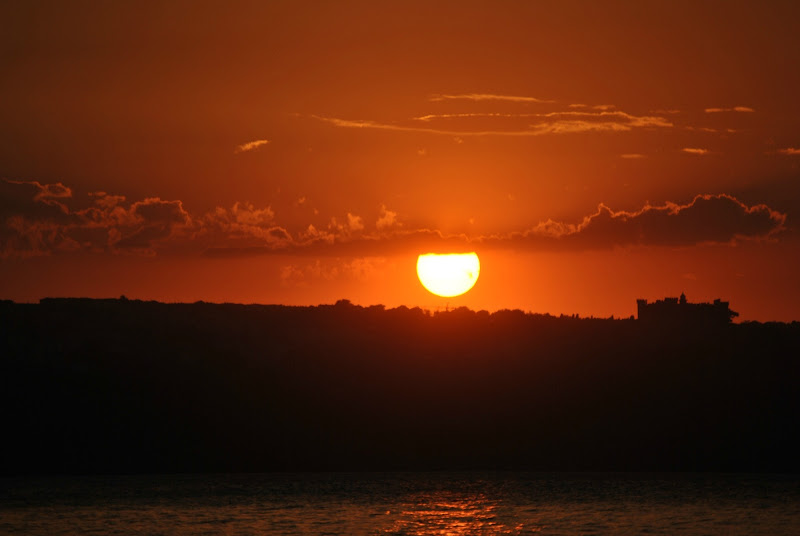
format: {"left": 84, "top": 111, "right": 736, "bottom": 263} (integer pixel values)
{"left": 382, "top": 490, "right": 534, "bottom": 535}
{"left": 4, "top": 473, "right": 798, "bottom": 535}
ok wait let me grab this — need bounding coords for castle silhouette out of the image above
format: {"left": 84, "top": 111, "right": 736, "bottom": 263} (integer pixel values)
{"left": 637, "top": 293, "right": 739, "bottom": 325}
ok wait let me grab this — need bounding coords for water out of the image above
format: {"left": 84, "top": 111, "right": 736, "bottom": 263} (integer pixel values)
{"left": 1, "top": 472, "right": 798, "bottom": 535}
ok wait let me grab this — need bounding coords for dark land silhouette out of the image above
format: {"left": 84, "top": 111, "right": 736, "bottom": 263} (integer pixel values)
{"left": 637, "top": 292, "right": 739, "bottom": 326}
{"left": 1, "top": 297, "right": 798, "bottom": 475}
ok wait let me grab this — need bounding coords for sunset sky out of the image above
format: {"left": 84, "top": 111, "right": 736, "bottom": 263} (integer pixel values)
{"left": 2, "top": 1, "right": 799, "bottom": 321}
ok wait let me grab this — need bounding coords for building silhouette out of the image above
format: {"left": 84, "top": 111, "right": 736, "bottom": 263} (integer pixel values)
{"left": 637, "top": 293, "right": 739, "bottom": 325}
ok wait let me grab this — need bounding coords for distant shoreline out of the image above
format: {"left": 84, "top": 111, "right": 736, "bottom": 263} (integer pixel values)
{"left": 2, "top": 298, "right": 798, "bottom": 475}
{"left": 2, "top": 296, "right": 797, "bottom": 325}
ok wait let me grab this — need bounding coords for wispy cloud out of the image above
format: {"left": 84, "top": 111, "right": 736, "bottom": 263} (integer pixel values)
{"left": 412, "top": 112, "right": 538, "bottom": 122}
{"left": 704, "top": 106, "right": 755, "bottom": 113}
{"left": 280, "top": 257, "right": 390, "bottom": 286}
{"left": 777, "top": 148, "right": 800, "bottom": 155}
{"left": 307, "top": 94, "right": 756, "bottom": 152}
{"left": 529, "top": 120, "right": 631, "bottom": 134}
{"left": 545, "top": 111, "right": 671, "bottom": 128}
{"left": 313, "top": 109, "right": 672, "bottom": 137}
{"left": 682, "top": 147, "right": 710, "bottom": 155}
{"left": 685, "top": 126, "right": 721, "bottom": 133}
{"left": 313, "top": 117, "right": 458, "bottom": 135}
{"left": 620, "top": 154, "right": 646, "bottom": 159}
{"left": 234, "top": 139, "right": 270, "bottom": 153}
{"left": 568, "top": 104, "right": 615, "bottom": 111}
{"left": 687, "top": 126, "right": 738, "bottom": 134}
{"left": 428, "top": 93, "right": 554, "bottom": 103}
{"left": 412, "top": 110, "right": 671, "bottom": 127}
{"left": 307, "top": 93, "right": 710, "bottom": 142}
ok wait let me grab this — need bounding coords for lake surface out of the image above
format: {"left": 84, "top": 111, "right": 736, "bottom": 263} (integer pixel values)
{"left": 1, "top": 472, "right": 798, "bottom": 535}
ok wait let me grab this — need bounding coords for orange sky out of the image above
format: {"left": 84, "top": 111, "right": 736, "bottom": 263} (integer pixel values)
{"left": 1, "top": 1, "right": 799, "bottom": 321}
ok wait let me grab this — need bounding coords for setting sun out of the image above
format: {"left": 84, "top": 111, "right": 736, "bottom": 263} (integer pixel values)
{"left": 416, "top": 253, "right": 480, "bottom": 298}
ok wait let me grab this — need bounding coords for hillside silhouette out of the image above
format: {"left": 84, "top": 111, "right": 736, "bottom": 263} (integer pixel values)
{"left": 1, "top": 298, "right": 798, "bottom": 475}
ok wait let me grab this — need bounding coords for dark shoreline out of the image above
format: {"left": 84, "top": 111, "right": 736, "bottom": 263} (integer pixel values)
{"left": 2, "top": 298, "right": 798, "bottom": 475}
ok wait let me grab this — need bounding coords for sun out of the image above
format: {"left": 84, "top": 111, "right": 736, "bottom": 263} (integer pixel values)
{"left": 416, "top": 252, "right": 480, "bottom": 298}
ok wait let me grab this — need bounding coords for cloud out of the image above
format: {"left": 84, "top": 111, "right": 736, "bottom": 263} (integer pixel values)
{"left": 501, "top": 194, "right": 785, "bottom": 249}
{"left": 307, "top": 95, "right": 756, "bottom": 152}
{"left": 0, "top": 180, "right": 83, "bottom": 258}
{"left": 205, "top": 195, "right": 785, "bottom": 259}
{"left": 0, "top": 180, "right": 73, "bottom": 224}
{"left": 2, "top": 180, "right": 785, "bottom": 260}
{"left": 281, "top": 257, "right": 389, "bottom": 286}
{"left": 685, "top": 126, "right": 722, "bottom": 133}
{"left": 568, "top": 104, "right": 615, "bottom": 110}
{"left": 268, "top": 227, "right": 292, "bottom": 241}
{"left": 311, "top": 93, "right": 677, "bottom": 139}
{"left": 280, "top": 259, "right": 338, "bottom": 286}
{"left": 114, "top": 198, "right": 191, "bottom": 249}
{"left": 777, "top": 148, "right": 800, "bottom": 155}
{"left": 213, "top": 194, "right": 786, "bottom": 259}
{"left": 682, "top": 148, "right": 710, "bottom": 155}
{"left": 413, "top": 112, "right": 533, "bottom": 122}
{"left": 0, "top": 180, "right": 193, "bottom": 257}
{"left": 620, "top": 154, "right": 646, "bottom": 159}
{"left": 90, "top": 191, "right": 127, "bottom": 209}
{"left": 410, "top": 110, "right": 671, "bottom": 127}
{"left": 429, "top": 93, "right": 554, "bottom": 103}
{"left": 704, "top": 106, "right": 755, "bottom": 113}
{"left": 228, "top": 202, "right": 274, "bottom": 226}
{"left": 376, "top": 204, "right": 399, "bottom": 230}
{"left": 204, "top": 228, "right": 472, "bottom": 259}
{"left": 411, "top": 111, "right": 636, "bottom": 122}
{"left": 346, "top": 213, "right": 364, "bottom": 232}
{"left": 529, "top": 120, "right": 628, "bottom": 134}
{"left": 130, "top": 198, "right": 190, "bottom": 226}
{"left": 195, "top": 201, "right": 288, "bottom": 248}
{"left": 313, "top": 109, "right": 672, "bottom": 137}
{"left": 33, "top": 182, "right": 72, "bottom": 200}
{"left": 234, "top": 139, "right": 270, "bottom": 153}
{"left": 544, "top": 111, "right": 671, "bottom": 127}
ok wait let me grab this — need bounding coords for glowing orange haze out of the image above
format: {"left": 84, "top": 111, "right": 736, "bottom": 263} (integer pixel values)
{"left": 0, "top": 2, "right": 799, "bottom": 321}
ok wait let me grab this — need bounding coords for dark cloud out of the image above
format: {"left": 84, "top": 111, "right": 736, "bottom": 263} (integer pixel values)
{"left": 0, "top": 180, "right": 73, "bottom": 224}
{"left": 488, "top": 194, "right": 785, "bottom": 251}
{"left": 114, "top": 198, "right": 191, "bottom": 251}
{"left": 130, "top": 198, "right": 190, "bottom": 226}
{"left": 0, "top": 180, "right": 190, "bottom": 257}
{"left": 206, "top": 195, "right": 786, "bottom": 258}
{"left": 0, "top": 180, "right": 292, "bottom": 258}
{"left": 34, "top": 182, "right": 73, "bottom": 200}
{"left": 0, "top": 180, "right": 788, "bottom": 259}
{"left": 1, "top": 180, "right": 78, "bottom": 257}
{"left": 114, "top": 224, "right": 178, "bottom": 250}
